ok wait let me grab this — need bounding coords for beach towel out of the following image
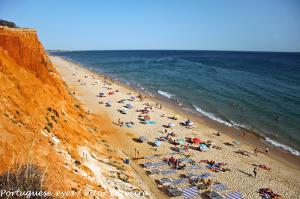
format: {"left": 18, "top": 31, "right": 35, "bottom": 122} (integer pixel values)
{"left": 227, "top": 191, "right": 243, "bottom": 199}
{"left": 167, "top": 188, "right": 182, "bottom": 197}
{"left": 182, "top": 186, "right": 198, "bottom": 199}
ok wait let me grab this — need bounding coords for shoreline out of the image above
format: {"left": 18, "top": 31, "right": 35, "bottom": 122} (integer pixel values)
{"left": 57, "top": 55, "right": 300, "bottom": 169}
{"left": 50, "top": 55, "right": 300, "bottom": 198}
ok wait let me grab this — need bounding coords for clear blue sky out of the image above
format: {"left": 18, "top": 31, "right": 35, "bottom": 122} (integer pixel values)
{"left": 1, "top": 0, "right": 300, "bottom": 52}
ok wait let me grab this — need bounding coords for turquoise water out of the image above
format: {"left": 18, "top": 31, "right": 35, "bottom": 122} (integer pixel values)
{"left": 51, "top": 50, "right": 300, "bottom": 156}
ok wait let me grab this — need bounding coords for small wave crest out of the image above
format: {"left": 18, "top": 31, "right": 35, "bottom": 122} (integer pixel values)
{"left": 230, "top": 120, "right": 250, "bottom": 130}
{"left": 158, "top": 90, "right": 174, "bottom": 99}
{"left": 265, "top": 137, "right": 300, "bottom": 157}
{"left": 193, "top": 105, "right": 233, "bottom": 127}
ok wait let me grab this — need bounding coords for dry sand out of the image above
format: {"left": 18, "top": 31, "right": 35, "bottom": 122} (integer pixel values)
{"left": 50, "top": 55, "right": 300, "bottom": 199}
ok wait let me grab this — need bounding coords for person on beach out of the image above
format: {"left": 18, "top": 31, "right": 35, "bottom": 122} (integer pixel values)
{"left": 185, "top": 143, "right": 189, "bottom": 152}
{"left": 254, "top": 147, "right": 258, "bottom": 156}
{"left": 253, "top": 167, "right": 257, "bottom": 177}
{"left": 265, "top": 147, "right": 269, "bottom": 154}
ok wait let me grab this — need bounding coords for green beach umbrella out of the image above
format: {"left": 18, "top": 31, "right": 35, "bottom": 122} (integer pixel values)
{"left": 176, "top": 139, "right": 185, "bottom": 145}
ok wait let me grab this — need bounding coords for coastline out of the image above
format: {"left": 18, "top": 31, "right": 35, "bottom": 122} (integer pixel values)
{"left": 50, "top": 55, "right": 300, "bottom": 198}
{"left": 56, "top": 54, "right": 300, "bottom": 169}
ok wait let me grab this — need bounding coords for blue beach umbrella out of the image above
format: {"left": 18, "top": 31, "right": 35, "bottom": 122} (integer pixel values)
{"left": 154, "top": 140, "right": 161, "bottom": 147}
{"left": 199, "top": 144, "right": 208, "bottom": 151}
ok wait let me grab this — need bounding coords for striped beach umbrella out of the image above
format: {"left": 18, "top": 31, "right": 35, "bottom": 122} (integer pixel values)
{"left": 228, "top": 191, "right": 243, "bottom": 199}
{"left": 182, "top": 186, "right": 198, "bottom": 199}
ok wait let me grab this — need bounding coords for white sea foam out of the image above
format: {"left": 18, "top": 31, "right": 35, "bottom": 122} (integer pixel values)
{"left": 265, "top": 137, "right": 300, "bottom": 157}
{"left": 193, "top": 105, "right": 233, "bottom": 127}
{"left": 230, "top": 120, "right": 250, "bottom": 129}
{"left": 158, "top": 90, "right": 174, "bottom": 99}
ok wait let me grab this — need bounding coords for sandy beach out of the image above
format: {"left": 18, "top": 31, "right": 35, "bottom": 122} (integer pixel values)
{"left": 50, "top": 55, "right": 300, "bottom": 199}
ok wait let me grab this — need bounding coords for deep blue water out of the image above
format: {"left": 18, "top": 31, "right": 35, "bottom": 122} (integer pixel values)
{"left": 50, "top": 50, "right": 300, "bottom": 156}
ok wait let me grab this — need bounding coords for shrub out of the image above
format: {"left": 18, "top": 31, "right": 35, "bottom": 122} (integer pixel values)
{"left": 0, "top": 164, "right": 53, "bottom": 198}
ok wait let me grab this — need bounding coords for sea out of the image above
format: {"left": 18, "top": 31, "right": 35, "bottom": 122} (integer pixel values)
{"left": 50, "top": 50, "right": 300, "bottom": 156}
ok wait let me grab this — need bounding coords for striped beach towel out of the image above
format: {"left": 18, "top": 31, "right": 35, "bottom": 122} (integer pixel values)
{"left": 182, "top": 186, "right": 198, "bottom": 199}
{"left": 227, "top": 191, "right": 243, "bottom": 199}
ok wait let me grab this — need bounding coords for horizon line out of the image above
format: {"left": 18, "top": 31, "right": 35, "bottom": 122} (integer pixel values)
{"left": 47, "top": 49, "right": 300, "bottom": 53}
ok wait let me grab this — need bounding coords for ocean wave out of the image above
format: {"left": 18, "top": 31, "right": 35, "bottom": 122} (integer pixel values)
{"left": 230, "top": 120, "right": 250, "bottom": 130}
{"left": 193, "top": 105, "right": 233, "bottom": 127}
{"left": 158, "top": 90, "right": 174, "bottom": 99}
{"left": 265, "top": 137, "right": 300, "bottom": 157}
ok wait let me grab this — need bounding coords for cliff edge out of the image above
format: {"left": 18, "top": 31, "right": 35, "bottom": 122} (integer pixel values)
{"left": 0, "top": 26, "right": 150, "bottom": 198}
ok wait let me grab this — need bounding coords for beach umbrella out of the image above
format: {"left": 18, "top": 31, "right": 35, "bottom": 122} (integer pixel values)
{"left": 139, "top": 136, "right": 147, "bottom": 142}
{"left": 192, "top": 138, "right": 201, "bottom": 144}
{"left": 199, "top": 144, "right": 208, "bottom": 152}
{"left": 154, "top": 140, "right": 161, "bottom": 147}
{"left": 176, "top": 139, "right": 186, "bottom": 146}
{"left": 125, "top": 104, "right": 133, "bottom": 109}
{"left": 144, "top": 115, "right": 151, "bottom": 121}
{"left": 168, "top": 123, "right": 175, "bottom": 127}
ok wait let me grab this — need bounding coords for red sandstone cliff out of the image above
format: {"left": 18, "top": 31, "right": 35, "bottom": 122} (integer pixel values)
{"left": 0, "top": 26, "right": 146, "bottom": 198}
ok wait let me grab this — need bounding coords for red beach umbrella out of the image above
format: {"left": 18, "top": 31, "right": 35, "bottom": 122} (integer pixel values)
{"left": 144, "top": 115, "right": 150, "bottom": 121}
{"left": 192, "top": 138, "right": 201, "bottom": 144}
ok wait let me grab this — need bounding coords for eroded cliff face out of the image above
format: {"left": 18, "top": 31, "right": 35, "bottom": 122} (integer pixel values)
{"left": 0, "top": 26, "right": 148, "bottom": 198}
{"left": 0, "top": 27, "right": 54, "bottom": 79}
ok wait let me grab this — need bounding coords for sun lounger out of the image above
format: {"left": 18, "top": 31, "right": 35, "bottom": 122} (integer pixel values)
{"left": 183, "top": 173, "right": 198, "bottom": 179}
{"left": 188, "top": 173, "right": 212, "bottom": 181}
{"left": 144, "top": 155, "right": 160, "bottom": 159}
{"left": 161, "top": 169, "right": 177, "bottom": 175}
{"left": 172, "top": 178, "right": 188, "bottom": 185}
{"left": 143, "top": 162, "right": 153, "bottom": 168}
{"left": 148, "top": 169, "right": 161, "bottom": 175}
{"left": 152, "top": 161, "right": 167, "bottom": 168}
{"left": 204, "top": 191, "right": 224, "bottom": 199}
{"left": 177, "top": 157, "right": 192, "bottom": 163}
{"left": 227, "top": 191, "right": 243, "bottom": 199}
{"left": 211, "top": 183, "right": 228, "bottom": 192}
{"left": 143, "top": 161, "right": 167, "bottom": 168}
{"left": 167, "top": 188, "right": 182, "bottom": 197}
{"left": 158, "top": 177, "right": 173, "bottom": 186}
{"left": 197, "top": 173, "right": 211, "bottom": 179}
{"left": 184, "top": 165, "right": 202, "bottom": 171}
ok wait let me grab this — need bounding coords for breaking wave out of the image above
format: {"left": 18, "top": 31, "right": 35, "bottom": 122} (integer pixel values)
{"left": 158, "top": 90, "right": 174, "bottom": 99}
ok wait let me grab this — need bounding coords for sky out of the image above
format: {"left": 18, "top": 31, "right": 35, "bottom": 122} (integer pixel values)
{"left": 1, "top": 0, "right": 300, "bottom": 52}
